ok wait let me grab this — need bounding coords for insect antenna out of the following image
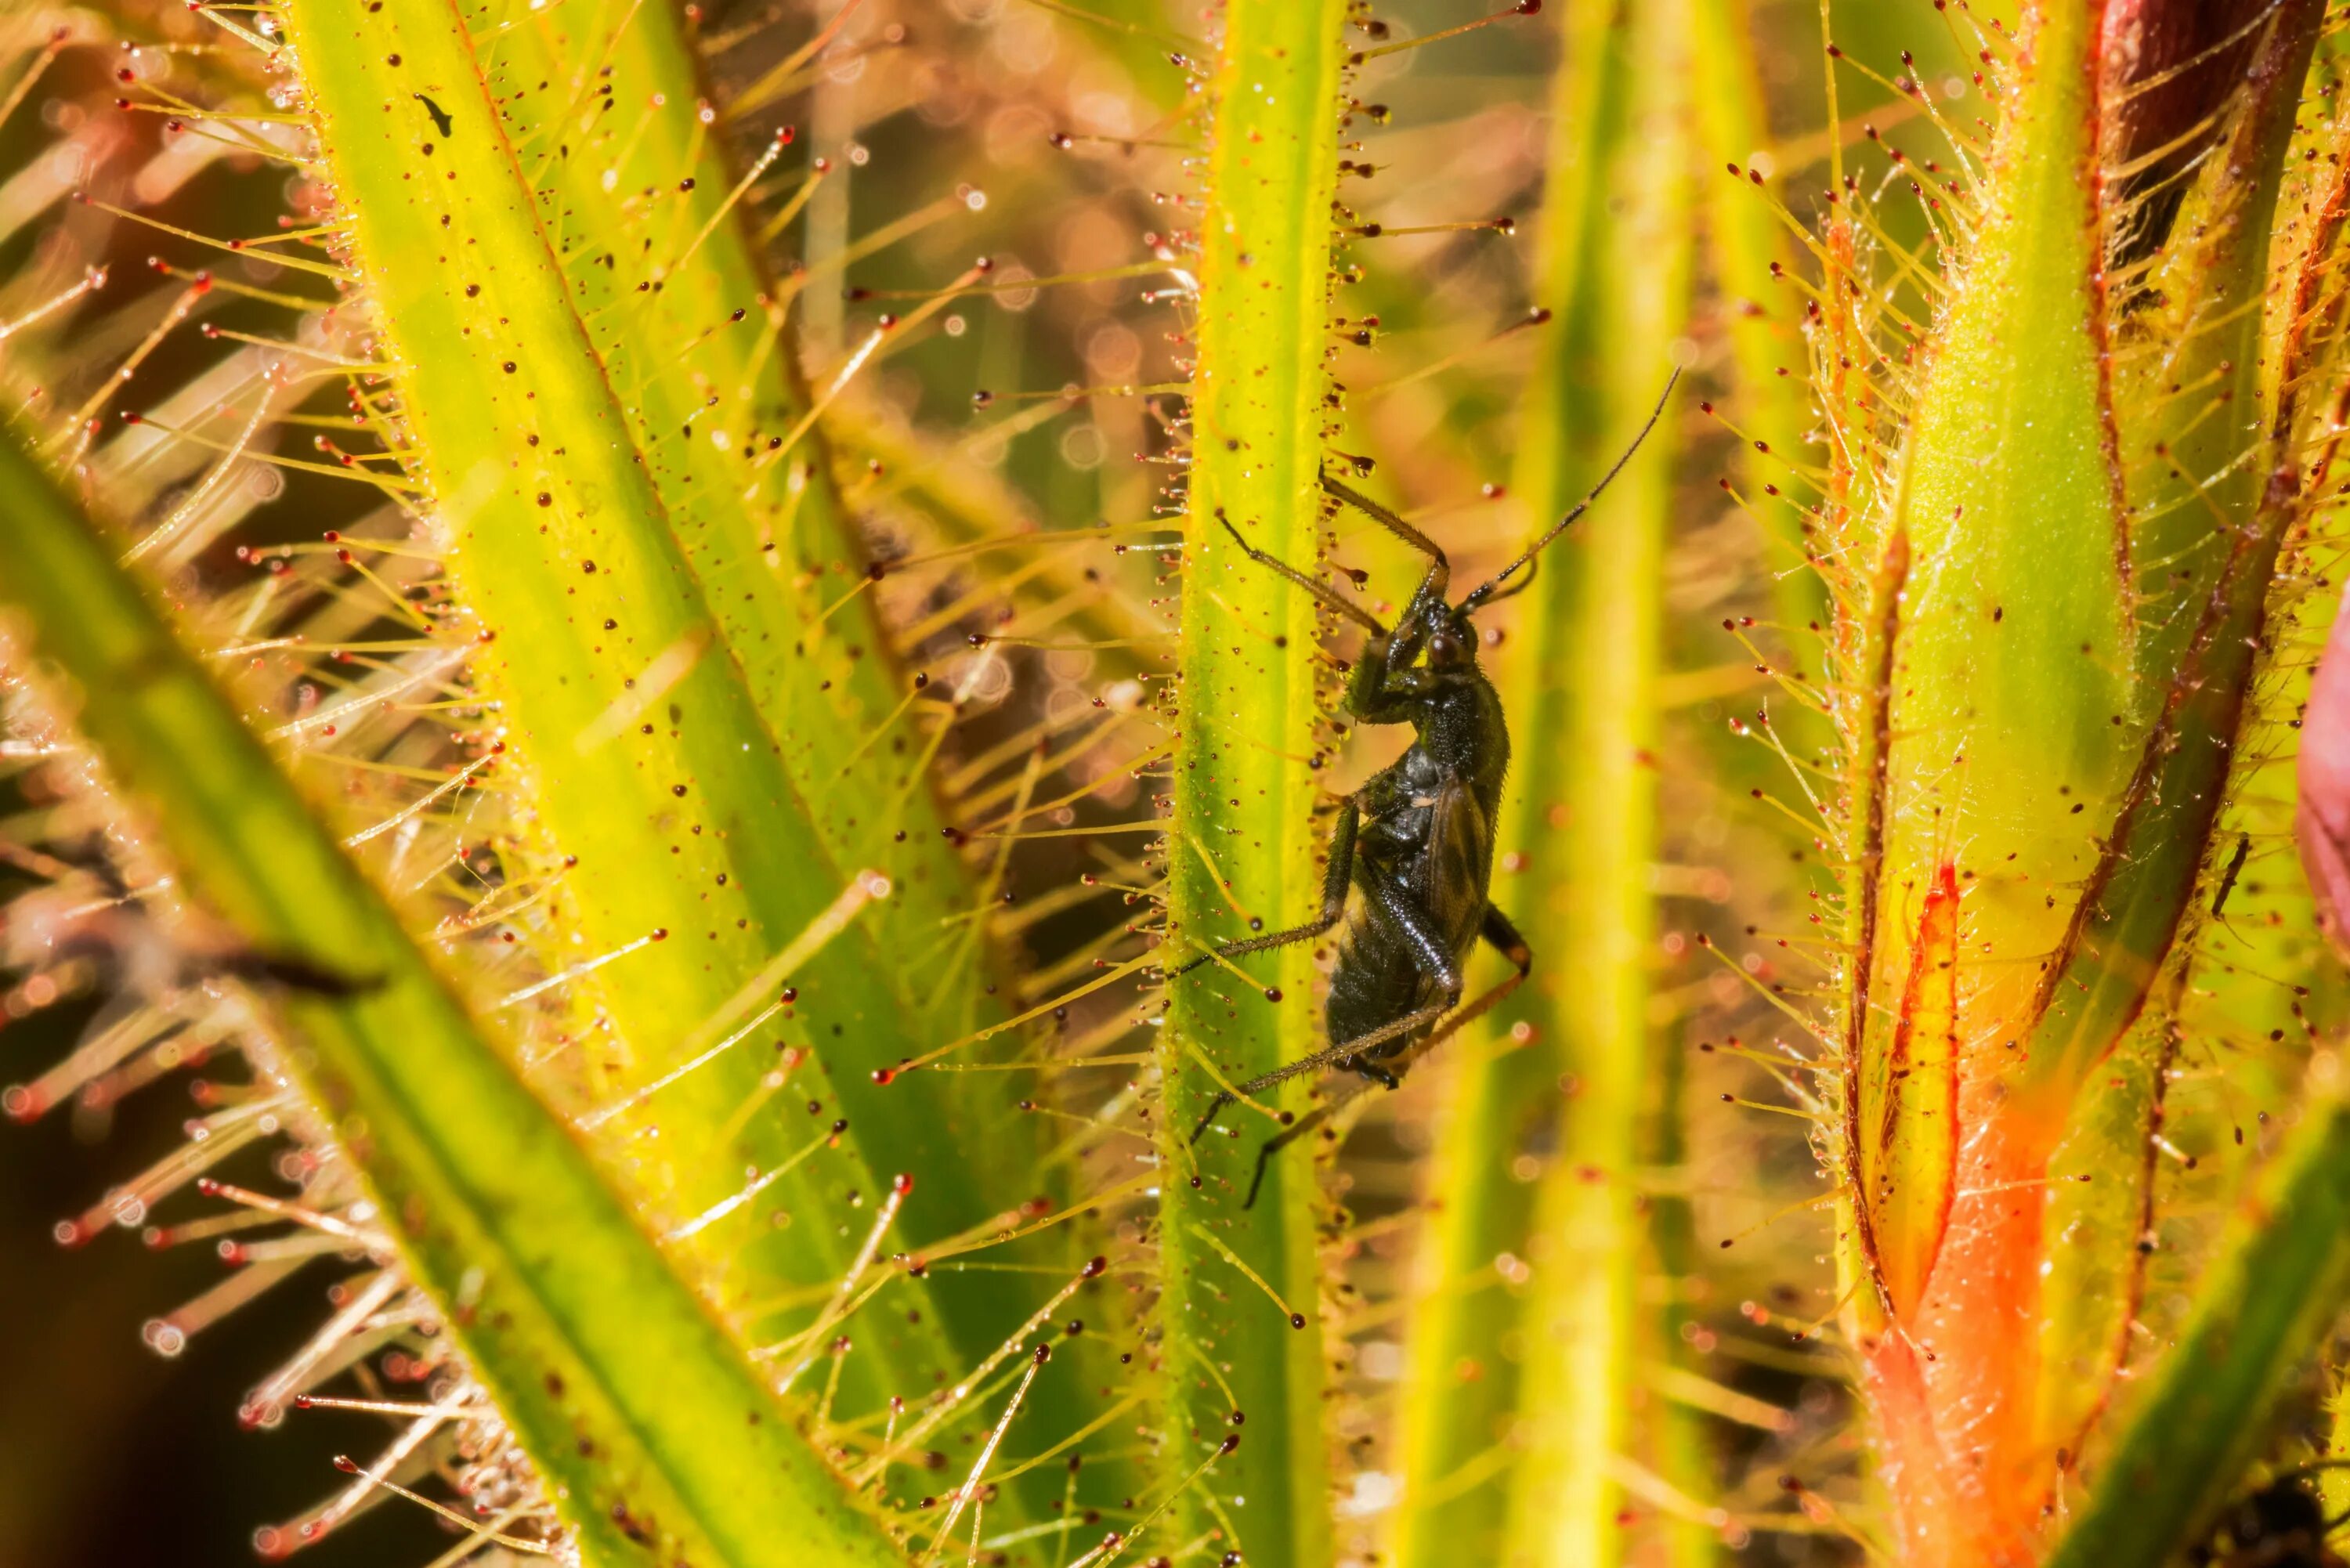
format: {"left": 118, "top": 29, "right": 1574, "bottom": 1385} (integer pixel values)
{"left": 1459, "top": 365, "right": 1683, "bottom": 611}
{"left": 1317, "top": 472, "right": 1450, "bottom": 569}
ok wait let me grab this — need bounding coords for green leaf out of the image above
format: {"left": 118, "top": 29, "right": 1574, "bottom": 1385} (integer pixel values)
{"left": 1831, "top": 2, "right": 2133, "bottom": 1555}
{"left": 426, "top": 0, "right": 1114, "bottom": 1485}
{"left": 2019, "top": 0, "right": 2320, "bottom": 1099}
{"left": 1829, "top": 0, "right": 2326, "bottom": 1554}
{"left": 1159, "top": 0, "right": 1350, "bottom": 1559}
{"left": 1488, "top": 3, "right": 1694, "bottom": 1563}
{"left": 1386, "top": 2, "right": 1692, "bottom": 1561}
{"left": 0, "top": 425, "right": 901, "bottom": 1568}
{"left": 284, "top": 0, "right": 1082, "bottom": 1472}
{"left": 2042, "top": 1075, "right": 2350, "bottom": 1568}
{"left": 1691, "top": 0, "right": 1825, "bottom": 633}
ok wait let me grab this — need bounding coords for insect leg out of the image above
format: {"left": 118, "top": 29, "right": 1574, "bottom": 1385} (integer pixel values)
{"left": 1318, "top": 473, "right": 1452, "bottom": 627}
{"left": 1202, "top": 858, "right": 1459, "bottom": 1119}
{"left": 2211, "top": 831, "right": 2251, "bottom": 917}
{"left": 1210, "top": 507, "right": 1387, "bottom": 636}
{"left": 1478, "top": 903, "right": 1533, "bottom": 977}
{"left": 1235, "top": 966, "right": 1532, "bottom": 1208}
{"left": 1188, "top": 999, "right": 1451, "bottom": 1147}
{"left": 1166, "top": 798, "right": 1358, "bottom": 980}
{"left": 1354, "top": 859, "right": 1464, "bottom": 998}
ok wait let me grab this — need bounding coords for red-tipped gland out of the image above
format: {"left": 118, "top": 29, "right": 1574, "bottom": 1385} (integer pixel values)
{"left": 871, "top": 1067, "right": 896, "bottom": 1086}
{"left": 1289, "top": 1312, "right": 1307, "bottom": 1329}
{"left": 332, "top": 1456, "right": 359, "bottom": 1474}
{"left": 892, "top": 1172, "right": 915, "bottom": 1195}
{"left": 1083, "top": 1255, "right": 1108, "bottom": 1278}
{"left": 1218, "top": 1434, "right": 1241, "bottom": 1455}
{"left": 1032, "top": 1342, "right": 1052, "bottom": 1364}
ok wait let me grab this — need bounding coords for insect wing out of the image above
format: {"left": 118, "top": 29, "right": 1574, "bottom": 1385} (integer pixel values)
{"left": 1422, "top": 779, "right": 1491, "bottom": 935}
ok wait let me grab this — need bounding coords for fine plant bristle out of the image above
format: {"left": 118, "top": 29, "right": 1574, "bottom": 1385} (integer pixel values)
{"left": 19, "top": 3, "right": 2350, "bottom": 1568}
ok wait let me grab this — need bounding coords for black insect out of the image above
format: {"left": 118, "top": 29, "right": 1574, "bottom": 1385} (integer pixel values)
{"left": 2188, "top": 1470, "right": 2347, "bottom": 1567}
{"left": 1179, "top": 371, "right": 1679, "bottom": 1205}
{"left": 413, "top": 93, "right": 454, "bottom": 138}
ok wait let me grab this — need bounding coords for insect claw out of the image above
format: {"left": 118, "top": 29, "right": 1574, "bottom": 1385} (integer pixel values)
{"left": 1242, "top": 1144, "right": 1277, "bottom": 1209}
{"left": 1189, "top": 1091, "right": 1234, "bottom": 1146}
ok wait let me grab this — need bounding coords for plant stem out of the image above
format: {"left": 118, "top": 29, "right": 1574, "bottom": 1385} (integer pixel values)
{"left": 1158, "top": 0, "right": 1349, "bottom": 1560}
{"left": 2044, "top": 1069, "right": 2350, "bottom": 1568}
{"left": 1494, "top": 3, "right": 1694, "bottom": 1564}
{"left": 0, "top": 425, "right": 900, "bottom": 1568}
{"left": 1829, "top": 2, "right": 2322, "bottom": 1559}
{"left": 1691, "top": 0, "right": 1824, "bottom": 635}
{"left": 1384, "top": 0, "right": 1628, "bottom": 1555}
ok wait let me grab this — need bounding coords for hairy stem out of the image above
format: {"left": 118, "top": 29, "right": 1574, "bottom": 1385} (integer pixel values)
{"left": 1157, "top": 0, "right": 1350, "bottom": 1560}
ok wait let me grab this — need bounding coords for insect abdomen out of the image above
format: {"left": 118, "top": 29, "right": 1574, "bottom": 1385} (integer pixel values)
{"left": 1326, "top": 907, "right": 1457, "bottom": 1062}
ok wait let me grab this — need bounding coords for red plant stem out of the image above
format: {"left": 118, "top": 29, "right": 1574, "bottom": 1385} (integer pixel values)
{"left": 1863, "top": 1093, "right": 2070, "bottom": 1567}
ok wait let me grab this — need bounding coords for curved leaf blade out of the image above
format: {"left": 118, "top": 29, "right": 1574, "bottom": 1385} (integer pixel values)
{"left": 0, "top": 426, "right": 902, "bottom": 1568}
